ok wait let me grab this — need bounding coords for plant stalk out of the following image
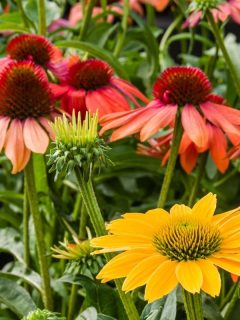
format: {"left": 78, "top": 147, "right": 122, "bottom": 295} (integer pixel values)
{"left": 224, "top": 279, "right": 240, "bottom": 320}
{"left": 74, "top": 168, "right": 140, "bottom": 320}
{"left": 182, "top": 290, "right": 204, "bottom": 320}
{"left": 207, "top": 11, "right": 240, "bottom": 98}
{"left": 24, "top": 157, "right": 53, "bottom": 310}
{"left": 157, "top": 111, "right": 183, "bottom": 208}
{"left": 23, "top": 177, "right": 30, "bottom": 268}
{"left": 79, "top": 0, "right": 97, "bottom": 40}
{"left": 113, "top": 0, "right": 129, "bottom": 57}
{"left": 37, "top": 0, "right": 46, "bottom": 35}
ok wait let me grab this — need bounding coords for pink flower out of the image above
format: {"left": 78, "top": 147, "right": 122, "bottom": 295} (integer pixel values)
{"left": 0, "top": 61, "right": 58, "bottom": 173}
{"left": 56, "top": 58, "right": 149, "bottom": 118}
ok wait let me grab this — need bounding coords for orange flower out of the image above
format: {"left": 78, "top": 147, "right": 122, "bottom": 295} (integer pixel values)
{"left": 100, "top": 67, "right": 240, "bottom": 173}
{"left": 0, "top": 61, "right": 58, "bottom": 173}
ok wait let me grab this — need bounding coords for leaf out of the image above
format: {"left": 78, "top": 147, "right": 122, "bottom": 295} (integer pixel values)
{"left": 76, "top": 307, "right": 97, "bottom": 320}
{"left": 0, "top": 278, "right": 36, "bottom": 317}
{"left": 0, "top": 228, "right": 24, "bottom": 263}
{"left": 160, "top": 290, "right": 177, "bottom": 320}
{"left": 55, "top": 40, "right": 128, "bottom": 80}
{"left": 141, "top": 298, "right": 166, "bottom": 320}
{"left": 0, "top": 22, "right": 29, "bottom": 32}
{"left": 0, "top": 262, "right": 42, "bottom": 293}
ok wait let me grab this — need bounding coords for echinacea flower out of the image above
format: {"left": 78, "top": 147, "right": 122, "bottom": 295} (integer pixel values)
{"left": 0, "top": 61, "right": 58, "bottom": 173}
{"left": 57, "top": 58, "right": 148, "bottom": 118}
{"left": 4, "top": 34, "right": 67, "bottom": 80}
{"left": 100, "top": 67, "right": 240, "bottom": 173}
{"left": 91, "top": 193, "right": 240, "bottom": 302}
{"left": 183, "top": 0, "right": 240, "bottom": 28}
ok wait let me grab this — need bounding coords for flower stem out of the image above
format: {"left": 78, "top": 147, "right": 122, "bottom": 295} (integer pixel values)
{"left": 188, "top": 154, "right": 207, "bottom": 207}
{"left": 113, "top": 0, "right": 129, "bottom": 57}
{"left": 79, "top": 0, "right": 97, "bottom": 41}
{"left": 206, "top": 11, "right": 240, "bottom": 98}
{"left": 224, "top": 280, "right": 240, "bottom": 320}
{"left": 74, "top": 168, "right": 140, "bottom": 320}
{"left": 23, "top": 177, "right": 30, "bottom": 268}
{"left": 67, "top": 284, "right": 78, "bottom": 320}
{"left": 16, "top": 0, "right": 30, "bottom": 28}
{"left": 182, "top": 290, "right": 204, "bottom": 320}
{"left": 37, "top": 0, "right": 46, "bottom": 35}
{"left": 24, "top": 157, "right": 53, "bottom": 310}
{"left": 157, "top": 111, "right": 183, "bottom": 208}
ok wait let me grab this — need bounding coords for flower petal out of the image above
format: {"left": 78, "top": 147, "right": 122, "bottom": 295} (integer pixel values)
{"left": 170, "top": 204, "right": 192, "bottom": 217}
{"left": 145, "top": 260, "right": 178, "bottom": 302}
{"left": 23, "top": 118, "right": 49, "bottom": 153}
{"left": 0, "top": 116, "right": 10, "bottom": 151}
{"left": 176, "top": 261, "right": 203, "bottom": 293}
{"left": 209, "top": 257, "right": 240, "bottom": 276}
{"left": 198, "top": 260, "right": 221, "bottom": 297}
{"left": 191, "top": 193, "right": 216, "bottom": 221}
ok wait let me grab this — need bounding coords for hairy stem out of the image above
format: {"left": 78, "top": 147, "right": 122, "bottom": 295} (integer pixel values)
{"left": 183, "top": 290, "right": 203, "bottom": 320}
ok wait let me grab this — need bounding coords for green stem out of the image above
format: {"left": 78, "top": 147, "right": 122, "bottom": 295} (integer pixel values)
{"left": 157, "top": 111, "right": 183, "bottom": 208}
{"left": 37, "top": 0, "right": 46, "bottom": 35}
{"left": 75, "top": 168, "right": 140, "bottom": 320}
{"left": 182, "top": 290, "right": 204, "bottom": 320}
{"left": 24, "top": 157, "right": 53, "bottom": 310}
{"left": 79, "top": 201, "right": 88, "bottom": 239}
{"left": 113, "top": 0, "right": 129, "bottom": 57}
{"left": 79, "top": 0, "right": 97, "bottom": 41}
{"left": 67, "top": 284, "right": 78, "bottom": 320}
{"left": 146, "top": 5, "right": 155, "bottom": 27}
{"left": 23, "top": 177, "right": 30, "bottom": 268}
{"left": 188, "top": 154, "right": 207, "bottom": 207}
{"left": 16, "top": 0, "right": 30, "bottom": 28}
{"left": 220, "top": 281, "right": 238, "bottom": 310}
{"left": 224, "top": 280, "right": 240, "bottom": 320}
{"left": 207, "top": 11, "right": 240, "bottom": 98}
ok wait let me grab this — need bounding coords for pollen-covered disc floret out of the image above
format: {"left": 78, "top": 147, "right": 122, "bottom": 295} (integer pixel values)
{"left": 153, "top": 66, "right": 212, "bottom": 105}
{"left": 153, "top": 216, "right": 222, "bottom": 261}
{"left": 48, "top": 112, "right": 112, "bottom": 179}
{"left": 0, "top": 61, "right": 53, "bottom": 120}
{"left": 7, "top": 34, "right": 55, "bottom": 67}
{"left": 68, "top": 59, "right": 113, "bottom": 90}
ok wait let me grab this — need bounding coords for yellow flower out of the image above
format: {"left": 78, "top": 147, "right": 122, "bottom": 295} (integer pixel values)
{"left": 91, "top": 193, "right": 240, "bottom": 303}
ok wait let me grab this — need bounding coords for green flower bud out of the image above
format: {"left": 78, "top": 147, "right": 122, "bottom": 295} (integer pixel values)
{"left": 22, "top": 309, "right": 65, "bottom": 320}
{"left": 189, "top": 0, "right": 223, "bottom": 13}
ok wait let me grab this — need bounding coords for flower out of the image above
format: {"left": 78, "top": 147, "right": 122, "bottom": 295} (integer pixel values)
{"left": 183, "top": 0, "right": 240, "bottom": 28}
{"left": 57, "top": 58, "right": 148, "bottom": 118}
{"left": 5, "top": 34, "right": 67, "bottom": 80}
{"left": 0, "top": 61, "right": 57, "bottom": 173}
{"left": 100, "top": 67, "right": 240, "bottom": 173}
{"left": 91, "top": 193, "right": 240, "bottom": 302}
{"left": 22, "top": 309, "right": 65, "bottom": 320}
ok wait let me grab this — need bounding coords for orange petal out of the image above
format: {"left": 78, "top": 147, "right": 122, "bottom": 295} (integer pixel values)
{"left": 23, "top": 118, "right": 49, "bottom": 153}
{"left": 176, "top": 261, "right": 203, "bottom": 293}
{"left": 0, "top": 116, "right": 10, "bottom": 151}
{"left": 180, "top": 143, "right": 199, "bottom": 174}
{"left": 145, "top": 260, "right": 178, "bottom": 302}
{"left": 198, "top": 260, "right": 221, "bottom": 297}
{"left": 191, "top": 193, "right": 216, "bottom": 221}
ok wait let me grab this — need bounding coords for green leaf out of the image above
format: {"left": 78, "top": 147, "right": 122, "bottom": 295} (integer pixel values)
{"left": 0, "top": 227, "right": 24, "bottom": 263}
{"left": 0, "top": 22, "right": 29, "bottom": 32}
{"left": 55, "top": 40, "right": 128, "bottom": 79}
{"left": 0, "top": 278, "right": 36, "bottom": 317}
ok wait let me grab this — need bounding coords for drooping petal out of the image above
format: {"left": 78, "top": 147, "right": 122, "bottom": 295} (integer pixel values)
{"left": 99, "top": 86, "right": 131, "bottom": 112}
{"left": 180, "top": 143, "right": 199, "bottom": 174}
{"left": 0, "top": 116, "right": 10, "bottom": 151}
{"left": 39, "top": 117, "right": 55, "bottom": 141}
{"left": 191, "top": 193, "right": 216, "bottom": 221}
{"left": 198, "top": 260, "right": 221, "bottom": 297}
{"left": 176, "top": 261, "right": 203, "bottom": 293}
{"left": 181, "top": 104, "right": 208, "bottom": 148}
{"left": 122, "top": 254, "right": 166, "bottom": 292}
{"left": 62, "top": 89, "right": 87, "bottom": 115}
{"left": 145, "top": 260, "right": 178, "bottom": 302}
{"left": 23, "top": 118, "right": 49, "bottom": 153}
{"left": 209, "top": 257, "right": 240, "bottom": 276}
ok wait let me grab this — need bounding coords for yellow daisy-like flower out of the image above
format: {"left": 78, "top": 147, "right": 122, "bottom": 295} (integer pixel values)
{"left": 91, "top": 193, "right": 240, "bottom": 303}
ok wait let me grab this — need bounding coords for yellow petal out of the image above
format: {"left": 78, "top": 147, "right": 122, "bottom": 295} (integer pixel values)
{"left": 221, "top": 237, "right": 240, "bottom": 249}
{"left": 192, "top": 193, "right": 216, "bottom": 221}
{"left": 144, "top": 260, "right": 178, "bottom": 303}
{"left": 122, "top": 254, "right": 166, "bottom": 292}
{"left": 213, "top": 208, "right": 240, "bottom": 226}
{"left": 176, "top": 261, "right": 203, "bottom": 293}
{"left": 198, "top": 260, "right": 221, "bottom": 297}
{"left": 210, "top": 257, "right": 240, "bottom": 276}
{"left": 170, "top": 204, "right": 192, "bottom": 217}
{"left": 96, "top": 249, "right": 153, "bottom": 281}
{"left": 218, "top": 215, "right": 240, "bottom": 237}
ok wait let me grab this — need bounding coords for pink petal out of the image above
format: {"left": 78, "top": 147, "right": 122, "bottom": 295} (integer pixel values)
{"left": 39, "top": 117, "right": 56, "bottom": 141}
{"left": 99, "top": 86, "right": 130, "bottom": 112}
{"left": 4, "top": 119, "right": 29, "bottom": 174}
{"left": 48, "top": 60, "right": 69, "bottom": 82}
{"left": 86, "top": 90, "right": 111, "bottom": 117}
{"left": 23, "top": 118, "right": 49, "bottom": 153}
{"left": 210, "top": 103, "right": 240, "bottom": 125}
{"left": 182, "top": 104, "right": 208, "bottom": 148}
{"left": 140, "top": 105, "right": 177, "bottom": 141}
{"left": 62, "top": 89, "right": 87, "bottom": 116}
{"left": 50, "top": 83, "right": 69, "bottom": 99}
{"left": 0, "top": 117, "right": 10, "bottom": 151}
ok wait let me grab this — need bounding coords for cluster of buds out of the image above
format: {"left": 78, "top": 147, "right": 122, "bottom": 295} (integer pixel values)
{"left": 48, "top": 112, "right": 112, "bottom": 180}
{"left": 22, "top": 309, "right": 65, "bottom": 320}
{"left": 188, "top": 0, "right": 223, "bottom": 12}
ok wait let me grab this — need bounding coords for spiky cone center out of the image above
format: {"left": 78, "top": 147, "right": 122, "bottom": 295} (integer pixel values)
{"left": 153, "top": 214, "right": 222, "bottom": 261}
{"left": 0, "top": 61, "right": 53, "bottom": 120}
{"left": 189, "top": 0, "right": 224, "bottom": 11}
{"left": 153, "top": 66, "right": 212, "bottom": 106}
{"left": 48, "top": 112, "right": 112, "bottom": 178}
{"left": 7, "top": 34, "right": 55, "bottom": 67}
{"left": 68, "top": 59, "right": 113, "bottom": 90}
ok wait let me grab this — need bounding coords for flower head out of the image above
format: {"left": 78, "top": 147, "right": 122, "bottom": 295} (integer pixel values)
{"left": 91, "top": 193, "right": 240, "bottom": 302}
{"left": 22, "top": 309, "right": 65, "bottom": 320}
{"left": 48, "top": 111, "right": 112, "bottom": 179}
{"left": 6, "top": 34, "right": 67, "bottom": 80}
{"left": 0, "top": 61, "right": 57, "bottom": 173}
{"left": 52, "top": 237, "right": 93, "bottom": 260}
{"left": 55, "top": 58, "right": 148, "bottom": 118}
{"left": 100, "top": 66, "right": 240, "bottom": 173}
